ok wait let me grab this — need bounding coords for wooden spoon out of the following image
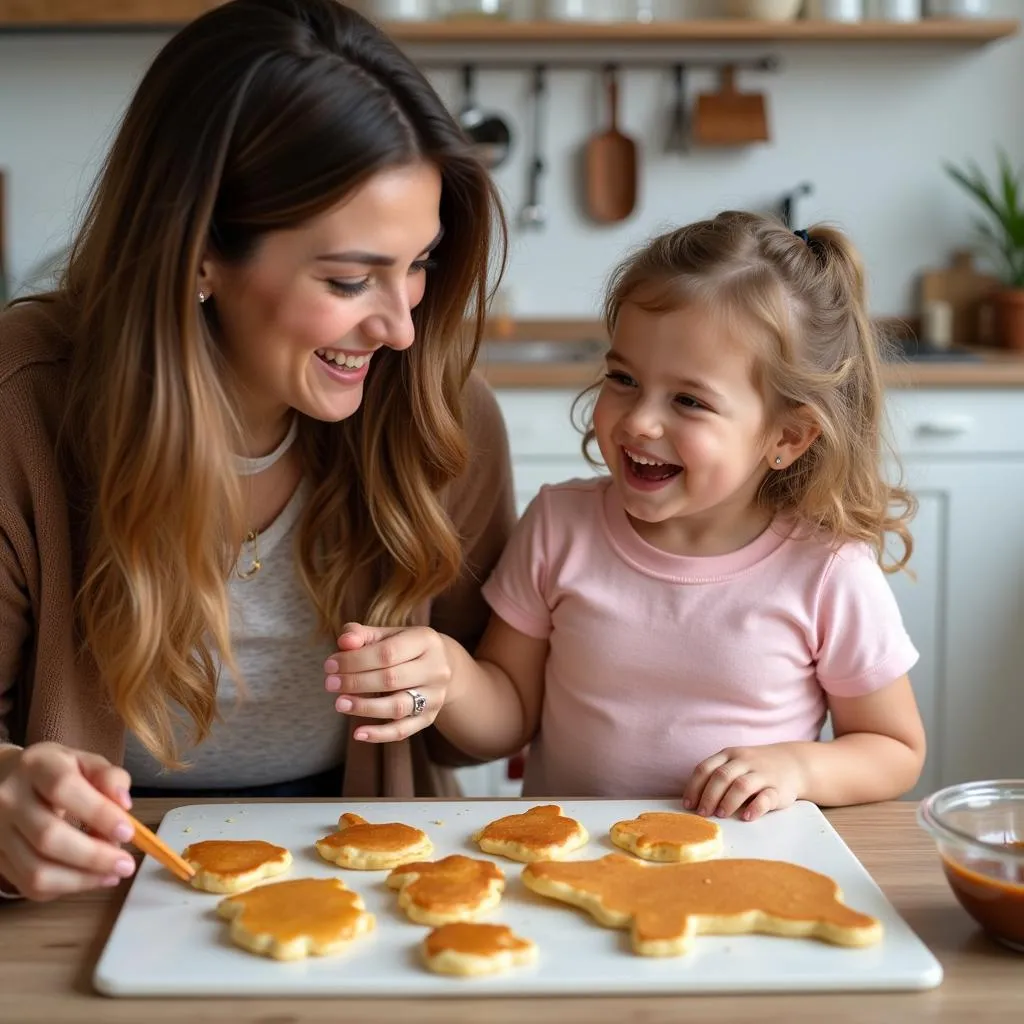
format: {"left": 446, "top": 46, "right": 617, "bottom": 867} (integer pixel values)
{"left": 584, "top": 66, "right": 637, "bottom": 224}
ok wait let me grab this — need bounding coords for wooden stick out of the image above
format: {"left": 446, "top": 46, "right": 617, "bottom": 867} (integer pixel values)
{"left": 127, "top": 814, "right": 195, "bottom": 882}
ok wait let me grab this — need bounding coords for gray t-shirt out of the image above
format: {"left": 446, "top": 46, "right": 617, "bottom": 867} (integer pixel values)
{"left": 124, "top": 481, "right": 344, "bottom": 789}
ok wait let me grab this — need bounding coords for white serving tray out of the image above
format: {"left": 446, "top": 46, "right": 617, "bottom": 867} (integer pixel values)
{"left": 94, "top": 799, "right": 942, "bottom": 997}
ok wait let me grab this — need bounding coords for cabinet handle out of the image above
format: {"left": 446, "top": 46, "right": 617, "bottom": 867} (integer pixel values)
{"left": 913, "top": 415, "right": 974, "bottom": 438}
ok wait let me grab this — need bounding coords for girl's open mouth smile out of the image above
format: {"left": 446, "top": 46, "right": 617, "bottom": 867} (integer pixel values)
{"left": 622, "top": 446, "right": 683, "bottom": 491}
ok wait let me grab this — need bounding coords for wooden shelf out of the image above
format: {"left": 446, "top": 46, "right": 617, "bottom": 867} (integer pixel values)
{"left": 0, "top": 0, "right": 211, "bottom": 27}
{"left": 387, "top": 18, "right": 1019, "bottom": 45}
{"left": 0, "top": 3, "right": 1016, "bottom": 43}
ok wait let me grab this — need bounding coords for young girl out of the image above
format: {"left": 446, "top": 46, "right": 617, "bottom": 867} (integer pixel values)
{"left": 325, "top": 211, "right": 927, "bottom": 820}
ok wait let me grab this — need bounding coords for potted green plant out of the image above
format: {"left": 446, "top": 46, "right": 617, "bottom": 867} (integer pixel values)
{"left": 945, "top": 150, "right": 1024, "bottom": 350}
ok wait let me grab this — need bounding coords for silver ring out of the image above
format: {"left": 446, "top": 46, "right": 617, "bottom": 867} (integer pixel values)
{"left": 407, "top": 689, "right": 427, "bottom": 718}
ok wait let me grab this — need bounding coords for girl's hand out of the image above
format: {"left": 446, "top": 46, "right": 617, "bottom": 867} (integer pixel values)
{"left": 324, "top": 622, "right": 455, "bottom": 743}
{"left": 682, "top": 744, "right": 807, "bottom": 822}
{"left": 0, "top": 743, "right": 137, "bottom": 901}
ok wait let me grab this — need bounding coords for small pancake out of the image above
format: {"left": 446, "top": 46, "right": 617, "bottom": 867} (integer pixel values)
{"left": 473, "top": 805, "right": 588, "bottom": 863}
{"left": 183, "top": 839, "right": 292, "bottom": 894}
{"left": 387, "top": 854, "right": 505, "bottom": 925}
{"left": 217, "top": 877, "right": 375, "bottom": 960}
{"left": 609, "top": 811, "right": 723, "bottom": 863}
{"left": 422, "top": 922, "right": 537, "bottom": 977}
{"left": 316, "top": 812, "right": 433, "bottom": 870}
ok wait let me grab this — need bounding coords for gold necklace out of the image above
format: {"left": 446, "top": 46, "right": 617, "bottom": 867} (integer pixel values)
{"left": 232, "top": 415, "right": 298, "bottom": 582}
{"left": 236, "top": 528, "right": 262, "bottom": 580}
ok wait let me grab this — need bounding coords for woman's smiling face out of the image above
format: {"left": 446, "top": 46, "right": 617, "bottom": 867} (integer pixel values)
{"left": 204, "top": 161, "right": 443, "bottom": 432}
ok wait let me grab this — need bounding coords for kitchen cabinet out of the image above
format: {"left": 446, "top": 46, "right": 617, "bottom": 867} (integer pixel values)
{"left": 886, "top": 458, "right": 1024, "bottom": 797}
{"left": 466, "top": 386, "right": 1024, "bottom": 800}
{"left": 886, "top": 389, "right": 1024, "bottom": 793}
{"left": 494, "top": 389, "right": 598, "bottom": 515}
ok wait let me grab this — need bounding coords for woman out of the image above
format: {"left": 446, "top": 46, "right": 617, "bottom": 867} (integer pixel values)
{"left": 0, "top": 0, "right": 513, "bottom": 901}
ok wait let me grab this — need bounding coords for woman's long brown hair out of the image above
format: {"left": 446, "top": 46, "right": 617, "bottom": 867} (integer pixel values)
{"left": 55, "top": 0, "right": 504, "bottom": 765}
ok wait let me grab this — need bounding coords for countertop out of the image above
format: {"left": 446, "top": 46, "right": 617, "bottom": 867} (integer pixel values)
{"left": 1, "top": 799, "right": 1021, "bottom": 1023}
{"left": 474, "top": 321, "right": 1024, "bottom": 390}
{"left": 479, "top": 348, "right": 1024, "bottom": 391}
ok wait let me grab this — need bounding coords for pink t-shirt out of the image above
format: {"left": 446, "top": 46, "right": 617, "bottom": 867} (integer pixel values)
{"left": 481, "top": 478, "right": 919, "bottom": 799}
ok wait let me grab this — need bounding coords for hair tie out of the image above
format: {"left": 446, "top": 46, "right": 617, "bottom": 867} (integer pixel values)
{"left": 794, "top": 229, "right": 810, "bottom": 244}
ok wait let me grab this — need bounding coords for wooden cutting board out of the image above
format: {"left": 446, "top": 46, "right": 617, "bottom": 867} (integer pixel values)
{"left": 919, "top": 250, "right": 1000, "bottom": 347}
{"left": 692, "top": 65, "right": 769, "bottom": 147}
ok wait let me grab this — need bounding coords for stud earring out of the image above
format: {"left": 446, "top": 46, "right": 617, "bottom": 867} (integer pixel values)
{"left": 198, "top": 290, "right": 208, "bottom": 304}
{"left": 775, "top": 456, "right": 783, "bottom": 466}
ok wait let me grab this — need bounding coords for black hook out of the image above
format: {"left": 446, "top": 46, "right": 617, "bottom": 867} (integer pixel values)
{"left": 779, "top": 182, "right": 814, "bottom": 230}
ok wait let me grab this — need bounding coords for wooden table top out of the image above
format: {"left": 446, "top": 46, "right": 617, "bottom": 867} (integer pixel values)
{"left": 1, "top": 799, "right": 1020, "bottom": 1023}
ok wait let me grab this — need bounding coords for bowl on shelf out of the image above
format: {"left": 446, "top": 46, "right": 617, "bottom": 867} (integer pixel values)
{"left": 917, "top": 779, "right": 1024, "bottom": 952}
{"left": 884, "top": 337, "right": 983, "bottom": 362}
{"left": 725, "top": 0, "right": 803, "bottom": 19}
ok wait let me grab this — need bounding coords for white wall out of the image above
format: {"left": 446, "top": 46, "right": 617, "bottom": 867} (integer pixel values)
{"left": 1, "top": 0, "right": 1023, "bottom": 317}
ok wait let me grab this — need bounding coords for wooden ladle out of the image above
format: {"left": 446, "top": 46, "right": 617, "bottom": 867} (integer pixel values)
{"left": 584, "top": 66, "right": 637, "bottom": 224}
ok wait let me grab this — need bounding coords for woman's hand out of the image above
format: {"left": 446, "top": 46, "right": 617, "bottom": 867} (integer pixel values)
{"left": 0, "top": 743, "right": 137, "bottom": 901}
{"left": 682, "top": 744, "right": 808, "bottom": 822}
{"left": 324, "top": 622, "right": 456, "bottom": 743}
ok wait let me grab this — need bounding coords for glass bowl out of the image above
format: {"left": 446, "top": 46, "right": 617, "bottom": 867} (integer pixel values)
{"left": 918, "top": 780, "right": 1024, "bottom": 952}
